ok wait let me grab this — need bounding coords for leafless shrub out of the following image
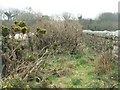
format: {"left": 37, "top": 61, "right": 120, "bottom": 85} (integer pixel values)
{"left": 31, "top": 18, "right": 82, "bottom": 54}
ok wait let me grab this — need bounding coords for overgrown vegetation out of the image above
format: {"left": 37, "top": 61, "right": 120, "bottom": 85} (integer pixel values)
{"left": 0, "top": 8, "right": 118, "bottom": 89}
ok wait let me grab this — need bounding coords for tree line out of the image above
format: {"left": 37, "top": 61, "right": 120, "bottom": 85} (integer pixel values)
{"left": 78, "top": 12, "right": 118, "bottom": 31}
{"left": 0, "top": 8, "right": 118, "bottom": 31}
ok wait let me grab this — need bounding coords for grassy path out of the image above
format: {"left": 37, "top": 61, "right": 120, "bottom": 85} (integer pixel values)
{"left": 45, "top": 48, "right": 118, "bottom": 88}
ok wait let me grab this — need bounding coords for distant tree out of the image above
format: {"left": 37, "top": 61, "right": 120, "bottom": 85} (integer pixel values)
{"left": 4, "top": 11, "right": 16, "bottom": 21}
{"left": 2, "top": 8, "right": 41, "bottom": 26}
{"left": 80, "top": 12, "right": 118, "bottom": 31}
{"left": 62, "top": 12, "right": 76, "bottom": 20}
{"left": 97, "top": 12, "right": 118, "bottom": 22}
{"left": 78, "top": 15, "right": 82, "bottom": 20}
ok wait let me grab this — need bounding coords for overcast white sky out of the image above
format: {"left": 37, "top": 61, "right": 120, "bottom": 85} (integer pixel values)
{"left": 0, "top": 0, "right": 119, "bottom": 19}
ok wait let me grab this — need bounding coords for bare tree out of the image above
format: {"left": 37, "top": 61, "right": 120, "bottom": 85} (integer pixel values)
{"left": 4, "top": 11, "right": 16, "bottom": 21}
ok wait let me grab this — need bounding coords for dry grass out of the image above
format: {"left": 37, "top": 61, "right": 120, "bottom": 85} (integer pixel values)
{"left": 94, "top": 49, "right": 113, "bottom": 75}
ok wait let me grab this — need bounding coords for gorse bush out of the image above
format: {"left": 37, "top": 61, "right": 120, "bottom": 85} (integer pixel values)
{"left": 2, "top": 25, "right": 10, "bottom": 37}
{"left": 11, "top": 20, "right": 30, "bottom": 34}
{"left": 1, "top": 19, "right": 83, "bottom": 88}
{"left": 1, "top": 20, "right": 46, "bottom": 78}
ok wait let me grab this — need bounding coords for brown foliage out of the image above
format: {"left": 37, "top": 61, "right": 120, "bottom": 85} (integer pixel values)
{"left": 94, "top": 49, "right": 112, "bottom": 75}
{"left": 31, "top": 18, "right": 82, "bottom": 54}
{"left": 1, "top": 18, "right": 83, "bottom": 88}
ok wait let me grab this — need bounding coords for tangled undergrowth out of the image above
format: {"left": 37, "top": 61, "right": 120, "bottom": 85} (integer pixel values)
{"left": 0, "top": 20, "right": 82, "bottom": 88}
{"left": 0, "top": 20, "right": 118, "bottom": 88}
{"left": 1, "top": 47, "right": 118, "bottom": 88}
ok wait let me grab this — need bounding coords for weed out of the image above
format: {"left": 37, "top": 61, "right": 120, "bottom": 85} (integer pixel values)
{"left": 71, "top": 78, "right": 81, "bottom": 86}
